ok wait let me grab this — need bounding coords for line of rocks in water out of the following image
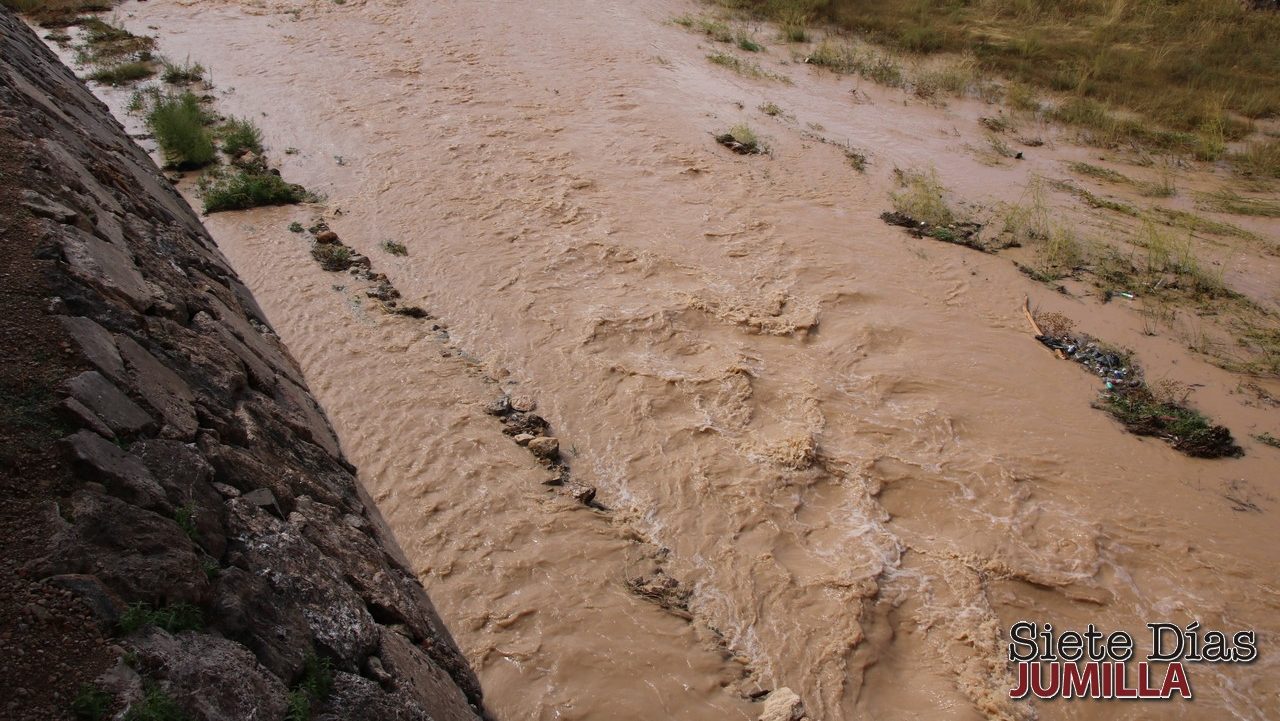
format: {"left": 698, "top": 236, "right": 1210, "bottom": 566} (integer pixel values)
{"left": 304, "top": 220, "right": 431, "bottom": 319}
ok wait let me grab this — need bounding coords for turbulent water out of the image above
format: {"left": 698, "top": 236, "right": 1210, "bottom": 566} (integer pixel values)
{"left": 57, "top": 0, "right": 1280, "bottom": 718}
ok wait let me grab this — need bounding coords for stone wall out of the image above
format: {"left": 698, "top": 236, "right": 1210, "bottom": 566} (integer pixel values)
{"left": 0, "top": 8, "right": 484, "bottom": 719}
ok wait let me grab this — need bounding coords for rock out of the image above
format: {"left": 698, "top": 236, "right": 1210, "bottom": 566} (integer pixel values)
{"left": 315, "top": 672, "right": 435, "bottom": 721}
{"left": 500, "top": 411, "right": 549, "bottom": 437}
{"left": 63, "top": 431, "right": 169, "bottom": 511}
{"left": 128, "top": 628, "right": 290, "bottom": 721}
{"left": 115, "top": 336, "right": 198, "bottom": 440}
{"left": 20, "top": 189, "right": 79, "bottom": 225}
{"left": 483, "top": 397, "right": 511, "bottom": 417}
{"left": 759, "top": 687, "right": 806, "bottom": 721}
{"left": 512, "top": 433, "right": 534, "bottom": 446}
{"left": 389, "top": 306, "right": 429, "bottom": 319}
{"left": 211, "top": 482, "right": 240, "bottom": 498}
{"left": 241, "top": 488, "right": 284, "bottom": 518}
{"left": 59, "top": 397, "right": 116, "bottom": 439}
{"left": 29, "top": 489, "right": 207, "bottom": 604}
{"left": 315, "top": 230, "right": 340, "bottom": 244}
{"left": 64, "top": 370, "right": 156, "bottom": 437}
{"left": 509, "top": 395, "right": 537, "bottom": 412}
{"left": 566, "top": 481, "right": 596, "bottom": 505}
{"left": 527, "top": 436, "right": 559, "bottom": 460}
{"left": 43, "top": 574, "right": 125, "bottom": 627}
{"left": 59, "top": 316, "right": 124, "bottom": 380}
{"left": 367, "top": 655, "right": 393, "bottom": 686}
{"left": 367, "top": 282, "right": 401, "bottom": 302}
{"left": 377, "top": 631, "right": 480, "bottom": 721}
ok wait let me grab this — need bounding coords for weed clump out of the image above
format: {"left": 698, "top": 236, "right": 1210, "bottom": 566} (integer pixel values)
{"left": 161, "top": 58, "right": 204, "bottom": 84}
{"left": 311, "top": 243, "right": 353, "bottom": 272}
{"left": 123, "top": 686, "right": 189, "bottom": 721}
{"left": 117, "top": 602, "right": 203, "bottom": 634}
{"left": 146, "top": 92, "right": 215, "bottom": 169}
{"left": 715, "top": 123, "right": 766, "bottom": 155}
{"left": 707, "top": 51, "right": 786, "bottom": 82}
{"left": 380, "top": 239, "right": 408, "bottom": 256}
{"left": 70, "top": 684, "right": 113, "bottom": 721}
{"left": 199, "top": 167, "right": 309, "bottom": 213}
{"left": 219, "top": 117, "right": 264, "bottom": 158}
{"left": 1100, "top": 387, "right": 1240, "bottom": 458}
{"left": 286, "top": 654, "right": 334, "bottom": 721}
{"left": 1230, "top": 139, "right": 1280, "bottom": 181}
{"left": 88, "top": 61, "right": 154, "bottom": 86}
{"left": 1034, "top": 314, "right": 1241, "bottom": 458}
{"left": 889, "top": 167, "right": 955, "bottom": 227}
{"left": 1196, "top": 190, "right": 1280, "bottom": 218}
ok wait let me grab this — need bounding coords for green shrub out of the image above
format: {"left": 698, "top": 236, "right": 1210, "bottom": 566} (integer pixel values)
{"left": 70, "top": 684, "right": 113, "bottom": 721}
{"left": 219, "top": 117, "right": 263, "bottom": 157}
{"left": 88, "top": 61, "right": 154, "bottom": 86}
{"left": 161, "top": 58, "right": 204, "bottom": 84}
{"left": 286, "top": 654, "right": 334, "bottom": 721}
{"left": 380, "top": 239, "right": 408, "bottom": 256}
{"left": 147, "top": 92, "right": 215, "bottom": 169}
{"left": 200, "top": 169, "right": 309, "bottom": 213}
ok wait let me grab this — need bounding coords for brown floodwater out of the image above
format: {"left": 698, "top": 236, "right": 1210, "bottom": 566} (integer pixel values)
{"left": 47, "top": 0, "right": 1280, "bottom": 718}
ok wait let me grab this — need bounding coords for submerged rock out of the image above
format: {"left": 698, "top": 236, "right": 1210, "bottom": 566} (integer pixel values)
{"left": 759, "top": 687, "right": 806, "bottom": 721}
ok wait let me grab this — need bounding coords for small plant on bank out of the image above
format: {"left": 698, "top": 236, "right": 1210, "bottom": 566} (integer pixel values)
{"left": 715, "top": 123, "right": 766, "bottom": 155}
{"left": 160, "top": 57, "right": 204, "bottom": 84}
{"left": 88, "top": 61, "right": 155, "bottom": 86}
{"left": 890, "top": 167, "right": 955, "bottom": 227}
{"left": 289, "top": 221, "right": 305, "bottom": 233}
{"left": 380, "top": 239, "right": 408, "bottom": 256}
{"left": 123, "top": 685, "right": 189, "bottom": 721}
{"left": 219, "top": 117, "right": 264, "bottom": 158}
{"left": 117, "top": 602, "right": 203, "bottom": 635}
{"left": 173, "top": 503, "right": 198, "bottom": 541}
{"left": 147, "top": 92, "right": 215, "bottom": 169}
{"left": 70, "top": 684, "right": 113, "bottom": 721}
{"left": 311, "top": 243, "right": 353, "bottom": 272}
{"left": 199, "top": 167, "right": 310, "bottom": 213}
{"left": 285, "top": 653, "right": 334, "bottom": 721}
{"left": 759, "top": 101, "right": 784, "bottom": 117}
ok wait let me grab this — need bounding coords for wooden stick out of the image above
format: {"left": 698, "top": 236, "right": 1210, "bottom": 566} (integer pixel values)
{"left": 1022, "top": 296, "right": 1043, "bottom": 335}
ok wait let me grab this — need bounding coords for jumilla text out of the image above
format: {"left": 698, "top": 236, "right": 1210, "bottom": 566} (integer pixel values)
{"left": 1007, "top": 622, "right": 1257, "bottom": 701}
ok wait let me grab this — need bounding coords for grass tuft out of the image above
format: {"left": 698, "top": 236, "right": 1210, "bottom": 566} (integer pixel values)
{"left": 285, "top": 654, "right": 334, "bottom": 721}
{"left": 890, "top": 167, "right": 955, "bottom": 227}
{"left": 87, "top": 61, "right": 154, "bottom": 86}
{"left": 118, "top": 602, "right": 203, "bottom": 635}
{"left": 160, "top": 58, "right": 204, "bottom": 84}
{"left": 199, "top": 167, "right": 310, "bottom": 213}
{"left": 715, "top": 123, "right": 767, "bottom": 155}
{"left": 219, "top": 117, "right": 264, "bottom": 157}
{"left": 1196, "top": 189, "right": 1280, "bottom": 218}
{"left": 380, "top": 239, "right": 408, "bottom": 256}
{"left": 146, "top": 92, "right": 215, "bottom": 169}
{"left": 70, "top": 684, "right": 113, "bottom": 721}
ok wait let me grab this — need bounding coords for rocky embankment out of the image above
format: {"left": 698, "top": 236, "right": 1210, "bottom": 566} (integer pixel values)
{"left": 0, "top": 8, "right": 484, "bottom": 719}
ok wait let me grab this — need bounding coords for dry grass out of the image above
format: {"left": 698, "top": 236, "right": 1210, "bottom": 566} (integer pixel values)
{"left": 707, "top": 51, "right": 789, "bottom": 82}
{"left": 721, "top": 0, "right": 1279, "bottom": 169}
{"left": 1196, "top": 190, "right": 1280, "bottom": 218}
{"left": 890, "top": 166, "right": 956, "bottom": 227}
